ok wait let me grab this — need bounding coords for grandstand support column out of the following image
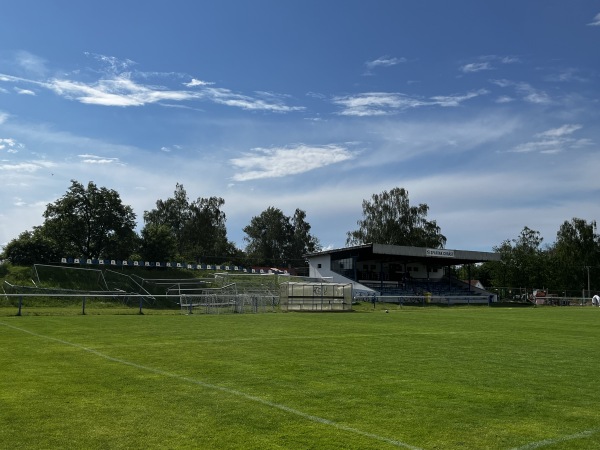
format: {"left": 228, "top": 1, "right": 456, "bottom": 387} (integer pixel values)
{"left": 468, "top": 264, "right": 472, "bottom": 293}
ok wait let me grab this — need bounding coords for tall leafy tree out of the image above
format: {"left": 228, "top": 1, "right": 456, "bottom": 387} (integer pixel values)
{"left": 290, "top": 208, "right": 321, "bottom": 258}
{"left": 346, "top": 187, "right": 446, "bottom": 248}
{"left": 487, "top": 226, "right": 548, "bottom": 295}
{"left": 142, "top": 184, "right": 236, "bottom": 262}
{"left": 1, "top": 229, "right": 60, "bottom": 265}
{"left": 41, "top": 180, "right": 137, "bottom": 259}
{"left": 139, "top": 224, "right": 177, "bottom": 263}
{"left": 243, "top": 207, "right": 320, "bottom": 267}
{"left": 550, "top": 218, "right": 600, "bottom": 294}
{"left": 143, "top": 183, "right": 190, "bottom": 257}
{"left": 182, "top": 196, "right": 237, "bottom": 263}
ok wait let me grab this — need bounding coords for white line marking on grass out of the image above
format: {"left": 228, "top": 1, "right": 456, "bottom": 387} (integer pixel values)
{"left": 0, "top": 321, "right": 422, "bottom": 450}
{"left": 510, "top": 428, "right": 600, "bottom": 450}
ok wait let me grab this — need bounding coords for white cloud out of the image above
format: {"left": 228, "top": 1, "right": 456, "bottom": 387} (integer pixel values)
{"left": 15, "top": 51, "right": 48, "bottom": 77}
{"left": 0, "top": 161, "right": 55, "bottom": 172}
{"left": 365, "top": 56, "right": 407, "bottom": 72}
{"left": 430, "top": 89, "right": 489, "bottom": 107}
{"left": 536, "top": 124, "right": 582, "bottom": 138}
{"left": 47, "top": 76, "right": 202, "bottom": 107}
{"left": 500, "top": 56, "right": 520, "bottom": 64}
{"left": 204, "top": 87, "right": 304, "bottom": 112}
{"left": 333, "top": 92, "right": 423, "bottom": 116}
{"left": 0, "top": 57, "right": 304, "bottom": 112}
{"left": 78, "top": 154, "right": 123, "bottom": 165}
{"left": 333, "top": 89, "right": 487, "bottom": 116}
{"left": 511, "top": 124, "right": 590, "bottom": 154}
{"left": 496, "top": 96, "right": 514, "bottom": 103}
{"left": 461, "top": 62, "right": 493, "bottom": 73}
{"left": 230, "top": 144, "right": 356, "bottom": 181}
{"left": 491, "top": 79, "right": 551, "bottom": 104}
{"left": 84, "top": 52, "right": 137, "bottom": 74}
{"left": 184, "top": 78, "right": 214, "bottom": 87}
{"left": 587, "top": 13, "right": 600, "bottom": 26}
{"left": 14, "top": 88, "right": 35, "bottom": 96}
{"left": 0, "top": 138, "right": 25, "bottom": 153}
{"left": 460, "top": 56, "right": 519, "bottom": 74}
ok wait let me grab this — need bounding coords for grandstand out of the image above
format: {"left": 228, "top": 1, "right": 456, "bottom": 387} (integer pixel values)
{"left": 305, "top": 243, "right": 500, "bottom": 303}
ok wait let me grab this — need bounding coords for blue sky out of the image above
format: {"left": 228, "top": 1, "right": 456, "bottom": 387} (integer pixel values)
{"left": 1, "top": 1, "right": 599, "bottom": 254}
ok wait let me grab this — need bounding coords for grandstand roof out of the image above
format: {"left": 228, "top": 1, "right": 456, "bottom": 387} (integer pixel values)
{"left": 305, "top": 243, "right": 500, "bottom": 266}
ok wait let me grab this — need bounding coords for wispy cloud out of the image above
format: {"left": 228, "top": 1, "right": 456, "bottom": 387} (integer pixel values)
{"left": 230, "top": 144, "right": 355, "bottom": 181}
{"left": 511, "top": 124, "right": 591, "bottom": 154}
{"left": 0, "top": 138, "right": 25, "bottom": 153}
{"left": 15, "top": 51, "right": 48, "bottom": 77}
{"left": 0, "top": 53, "right": 304, "bottom": 112}
{"left": 495, "top": 95, "right": 514, "bottom": 103}
{"left": 333, "top": 89, "right": 488, "bottom": 116}
{"left": 14, "top": 88, "right": 35, "bottom": 96}
{"left": 78, "top": 154, "right": 123, "bottom": 165}
{"left": 587, "top": 13, "right": 600, "bottom": 26}
{"left": 544, "top": 68, "right": 588, "bottom": 83}
{"left": 364, "top": 56, "right": 406, "bottom": 74}
{"left": 0, "top": 160, "right": 56, "bottom": 172}
{"left": 491, "top": 79, "right": 551, "bottom": 104}
{"left": 184, "top": 78, "right": 214, "bottom": 87}
{"left": 48, "top": 76, "right": 202, "bottom": 106}
{"left": 430, "top": 89, "right": 489, "bottom": 107}
{"left": 461, "top": 62, "right": 493, "bottom": 73}
{"left": 84, "top": 52, "right": 137, "bottom": 74}
{"left": 536, "top": 124, "right": 582, "bottom": 138}
{"left": 461, "top": 55, "right": 519, "bottom": 73}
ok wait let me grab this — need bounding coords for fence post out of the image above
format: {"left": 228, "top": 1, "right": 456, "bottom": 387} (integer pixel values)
{"left": 82, "top": 296, "right": 86, "bottom": 315}
{"left": 139, "top": 296, "right": 144, "bottom": 315}
{"left": 17, "top": 296, "right": 22, "bottom": 316}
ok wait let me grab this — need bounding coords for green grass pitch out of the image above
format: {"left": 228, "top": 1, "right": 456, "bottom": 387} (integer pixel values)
{"left": 1, "top": 306, "right": 599, "bottom": 449}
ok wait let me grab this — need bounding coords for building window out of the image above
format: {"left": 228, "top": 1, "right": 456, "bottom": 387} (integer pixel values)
{"left": 317, "top": 263, "right": 322, "bottom": 268}
{"left": 331, "top": 257, "right": 353, "bottom": 272}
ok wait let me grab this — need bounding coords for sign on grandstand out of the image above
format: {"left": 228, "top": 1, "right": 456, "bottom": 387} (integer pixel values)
{"left": 426, "top": 249, "right": 455, "bottom": 258}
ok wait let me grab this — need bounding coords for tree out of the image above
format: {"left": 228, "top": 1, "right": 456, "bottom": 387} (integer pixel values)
{"left": 487, "top": 226, "right": 548, "bottom": 296}
{"left": 289, "top": 209, "right": 321, "bottom": 258}
{"left": 143, "top": 183, "right": 190, "bottom": 257}
{"left": 1, "top": 229, "right": 60, "bottom": 265}
{"left": 139, "top": 224, "right": 177, "bottom": 263}
{"left": 243, "top": 207, "right": 321, "bottom": 267}
{"left": 346, "top": 187, "right": 446, "bottom": 248}
{"left": 41, "top": 180, "right": 137, "bottom": 259}
{"left": 550, "top": 218, "right": 600, "bottom": 295}
{"left": 142, "top": 184, "right": 236, "bottom": 262}
{"left": 182, "top": 196, "right": 237, "bottom": 263}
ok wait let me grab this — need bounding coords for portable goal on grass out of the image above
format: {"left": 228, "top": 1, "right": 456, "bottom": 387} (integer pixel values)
{"left": 279, "top": 281, "right": 353, "bottom": 312}
{"left": 178, "top": 283, "right": 278, "bottom": 314}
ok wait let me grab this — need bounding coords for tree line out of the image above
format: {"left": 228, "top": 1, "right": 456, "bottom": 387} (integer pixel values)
{"left": 467, "top": 220, "right": 600, "bottom": 298}
{"left": 2, "top": 181, "right": 321, "bottom": 270}
{"left": 2, "top": 181, "right": 598, "bottom": 297}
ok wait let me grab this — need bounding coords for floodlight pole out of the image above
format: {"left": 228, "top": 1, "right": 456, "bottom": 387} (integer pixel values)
{"left": 586, "top": 266, "right": 591, "bottom": 299}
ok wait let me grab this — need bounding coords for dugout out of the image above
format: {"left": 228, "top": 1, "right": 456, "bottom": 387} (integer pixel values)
{"left": 279, "top": 282, "right": 353, "bottom": 312}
